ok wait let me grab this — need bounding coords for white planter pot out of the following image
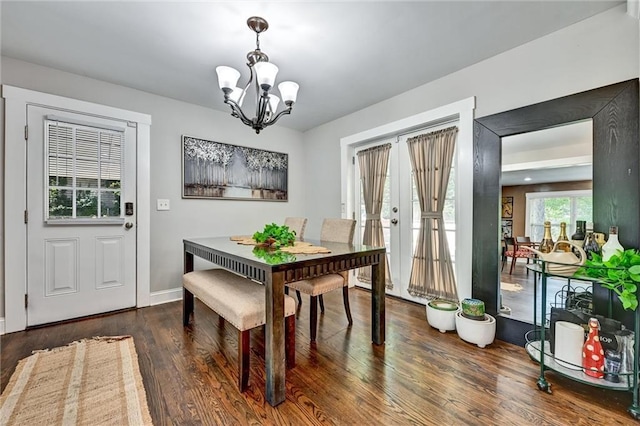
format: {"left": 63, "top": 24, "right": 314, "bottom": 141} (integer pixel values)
{"left": 455, "top": 311, "right": 496, "bottom": 348}
{"left": 426, "top": 301, "right": 458, "bottom": 333}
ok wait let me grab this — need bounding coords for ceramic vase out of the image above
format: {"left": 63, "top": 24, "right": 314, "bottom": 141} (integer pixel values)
{"left": 455, "top": 311, "right": 496, "bottom": 348}
{"left": 425, "top": 300, "right": 458, "bottom": 333}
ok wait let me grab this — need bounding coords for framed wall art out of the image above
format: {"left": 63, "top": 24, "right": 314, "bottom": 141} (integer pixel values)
{"left": 501, "top": 196, "right": 513, "bottom": 218}
{"left": 182, "top": 135, "right": 288, "bottom": 201}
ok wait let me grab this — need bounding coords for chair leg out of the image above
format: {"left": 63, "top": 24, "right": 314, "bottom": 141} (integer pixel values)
{"left": 501, "top": 257, "right": 507, "bottom": 271}
{"left": 310, "top": 295, "right": 318, "bottom": 342}
{"left": 510, "top": 256, "right": 516, "bottom": 274}
{"left": 183, "top": 288, "right": 194, "bottom": 326}
{"left": 238, "top": 329, "right": 250, "bottom": 392}
{"left": 343, "top": 286, "right": 353, "bottom": 325}
{"left": 319, "top": 294, "right": 325, "bottom": 313}
{"left": 285, "top": 286, "right": 289, "bottom": 295}
{"left": 296, "top": 290, "right": 302, "bottom": 306}
{"left": 285, "top": 315, "right": 296, "bottom": 368}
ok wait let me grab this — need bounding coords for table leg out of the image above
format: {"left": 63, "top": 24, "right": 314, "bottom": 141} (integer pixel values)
{"left": 264, "top": 270, "right": 286, "bottom": 406}
{"left": 184, "top": 249, "right": 194, "bottom": 274}
{"left": 371, "top": 255, "right": 386, "bottom": 345}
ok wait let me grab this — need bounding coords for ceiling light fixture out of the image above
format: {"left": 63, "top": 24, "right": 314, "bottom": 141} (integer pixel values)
{"left": 215, "top": 16, "right": 299, "bottom": 134}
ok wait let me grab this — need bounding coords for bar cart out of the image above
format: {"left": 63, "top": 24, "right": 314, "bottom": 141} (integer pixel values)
{"left": 524, "top": 260, "right": 640, "bottom": 420}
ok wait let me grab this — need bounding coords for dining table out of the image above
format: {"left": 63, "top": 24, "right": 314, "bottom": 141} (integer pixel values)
{"left": 183, "top": 236, "right": 387, "bottom": 406}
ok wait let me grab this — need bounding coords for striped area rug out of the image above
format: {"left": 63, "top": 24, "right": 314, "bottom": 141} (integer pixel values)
{"left": 0, "top": 336, "right": 152, "bottom": 425}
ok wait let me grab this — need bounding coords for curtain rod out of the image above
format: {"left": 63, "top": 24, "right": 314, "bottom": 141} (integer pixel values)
{"left": 395, "top": 116, "right": 459, "bottom": 141}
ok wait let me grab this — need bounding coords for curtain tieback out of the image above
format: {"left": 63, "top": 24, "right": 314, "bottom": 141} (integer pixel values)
{"left": 421, "top": 212, "right": 441, "bottom": 219}
{"left": 366, "top": 214, "right": 381, "bottom": 220}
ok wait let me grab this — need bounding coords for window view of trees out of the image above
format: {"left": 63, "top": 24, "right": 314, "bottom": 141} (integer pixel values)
{"left": 528, "top": 191, "right": 593, "bottom": 241}
{"left": 47, "top": 122, "right": 122, "bottom": 220}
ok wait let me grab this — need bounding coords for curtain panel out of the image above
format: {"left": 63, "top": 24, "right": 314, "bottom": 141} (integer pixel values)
{"left": 407, "top": 127, "right": 458, "bottom": 300}
{"left": 357, "top": 143, "right": 392, "bottom": 288}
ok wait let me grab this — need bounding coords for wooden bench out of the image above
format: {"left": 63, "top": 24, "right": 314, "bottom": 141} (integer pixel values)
{"left": 183, "top": 268, "right": 296, "bottom": 391}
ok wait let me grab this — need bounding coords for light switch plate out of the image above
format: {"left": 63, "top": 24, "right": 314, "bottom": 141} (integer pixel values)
{"left": 157, "top": 199, "right": 170, "bottom": 211}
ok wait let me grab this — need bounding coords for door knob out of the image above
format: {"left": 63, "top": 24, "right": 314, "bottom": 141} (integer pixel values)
{"left": 391, "top": 218, "right": 398, "bottom": 225}
{"left": 125, "top": 222, "right": 134, "bottom": 229}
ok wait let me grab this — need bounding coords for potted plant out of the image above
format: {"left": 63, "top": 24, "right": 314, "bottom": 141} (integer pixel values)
{"left": 253, "top": 223, "right": 296, "bottom": 249}
{"left": 426, "top": 299, "right": 459, "bottom": 333}
{"left": 575, "top": 249, "right": 640, "bottom": 311}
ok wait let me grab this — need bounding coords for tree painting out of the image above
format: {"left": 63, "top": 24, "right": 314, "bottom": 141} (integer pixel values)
{"left": 182, "top": 136, "right": 288, "bottom": 201}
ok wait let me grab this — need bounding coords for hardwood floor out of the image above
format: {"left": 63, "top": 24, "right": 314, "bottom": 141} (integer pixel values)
{"left": 1, "top": 288, "right": 634, "bottom": 425}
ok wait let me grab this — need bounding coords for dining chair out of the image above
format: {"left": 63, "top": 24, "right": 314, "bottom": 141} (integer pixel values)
{"left": 284, "top": 217, "right": 307, "bottom": 241}
{"left": 285, "top": 218, "right": 356, "bottom": 342}
{"left": 502, "top": 236, "right": 534, "bottom": 274}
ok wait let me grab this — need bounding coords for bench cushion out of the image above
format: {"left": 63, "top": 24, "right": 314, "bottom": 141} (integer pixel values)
{"left": 183, "top": 269, "right": 296, "bottom": 331}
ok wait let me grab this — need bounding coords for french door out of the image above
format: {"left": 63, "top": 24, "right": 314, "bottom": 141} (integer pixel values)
{"left": 354, "top": 127, "right": 457, "bottom": 303}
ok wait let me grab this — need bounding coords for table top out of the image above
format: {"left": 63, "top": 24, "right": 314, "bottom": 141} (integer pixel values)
{"left": 184, "top": 236, "right": 386, "bottom": 271}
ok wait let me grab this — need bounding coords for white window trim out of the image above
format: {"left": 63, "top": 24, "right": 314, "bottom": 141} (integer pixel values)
{"left": 2, "top": 85, "right": 152, "bottom": 334}
{"left": 340, "top": 97, "right": 475, "bottom": 301}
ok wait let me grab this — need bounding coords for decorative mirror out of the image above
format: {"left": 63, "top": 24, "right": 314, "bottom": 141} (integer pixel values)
{"left": 472, "top": 79, "right": 640, "bottom": 345}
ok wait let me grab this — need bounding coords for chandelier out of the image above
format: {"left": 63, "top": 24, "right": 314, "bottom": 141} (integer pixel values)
{"left": 215, "top": 16, "right": 299, "bottom": 134}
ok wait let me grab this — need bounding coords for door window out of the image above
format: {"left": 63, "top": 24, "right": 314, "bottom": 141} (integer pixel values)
{"left": 46, "top": 120, "right": 123, "bottom": 221}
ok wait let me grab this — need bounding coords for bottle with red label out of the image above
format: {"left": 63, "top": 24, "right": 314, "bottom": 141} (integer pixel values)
{"left": 582, "top": 317, "right": 605, "bottom": 378}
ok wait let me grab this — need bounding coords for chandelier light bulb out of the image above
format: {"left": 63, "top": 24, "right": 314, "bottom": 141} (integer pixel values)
{"left": 278, "top": 81, "right": 299, "bottom": 104}
{"left": 268, "top": 94, "right": 280, "bottom": 113}
{"left": 229, "top": 87, "right": 244, "bottom": 106}
{"left": 216, "top": 66, "right": 241, "bottom": 90}
{"left": 254, "top": 62, "right": 279, "bottom": 91}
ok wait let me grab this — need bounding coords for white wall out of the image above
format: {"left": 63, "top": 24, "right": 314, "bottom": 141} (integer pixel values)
{"left": 0, "top": 58, "right": 306, "bottom": 316}
{"left": 303, "top": 5, "right": 639, "bottom": 239}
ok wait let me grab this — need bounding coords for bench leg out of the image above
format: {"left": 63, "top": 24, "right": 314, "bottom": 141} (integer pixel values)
{"left": 183, "top": 288, "right": 194, "bottom": 326}
{"left": 285, "top": 315, "right": 296, "bottom": 369}
{"left": 319, "top": 294, "right": 325, "bottom": 313}
{"left": 310, "top": 295, "right": 318, "bottom": 342}
{"left": 239, "top": 329, "right": 250, "bottom": 391}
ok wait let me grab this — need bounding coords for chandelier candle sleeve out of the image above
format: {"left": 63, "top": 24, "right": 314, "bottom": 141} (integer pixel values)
{"left": 215, "top": 16, "right": 300, "bottom": 134}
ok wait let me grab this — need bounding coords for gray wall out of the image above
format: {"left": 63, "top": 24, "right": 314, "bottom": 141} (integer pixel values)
{"left": 302, "top": 5, "right": 639, "bottom": 239}
{"left": 0, "top": 58, "right": 306, "bottom": 315}
{"left": 1, "top": 5, "right": 638, "bottom": 323}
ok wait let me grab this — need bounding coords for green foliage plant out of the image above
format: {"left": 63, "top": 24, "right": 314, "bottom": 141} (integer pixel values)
{"left": 252, "top": 223, "right": 296, "bottom": 249}
{"left": 575, "top": 248, "right": 640, "bottom": 311}
{"left": 252, "top": 247, "right": 296, "bottom": 264}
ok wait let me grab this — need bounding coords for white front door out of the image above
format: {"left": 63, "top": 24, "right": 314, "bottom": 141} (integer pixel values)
{"left": 26, "top": 106, "right": 137, "bottom": 326}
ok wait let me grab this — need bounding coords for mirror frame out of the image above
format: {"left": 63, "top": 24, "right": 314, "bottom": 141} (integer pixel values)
{"left": 472, "top": 79, "right": 639, "bottom": 345}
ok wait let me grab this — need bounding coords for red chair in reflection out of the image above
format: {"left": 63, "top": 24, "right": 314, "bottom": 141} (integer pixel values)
{"left": 502, "top": 237, "right": 535, "bottom": 274}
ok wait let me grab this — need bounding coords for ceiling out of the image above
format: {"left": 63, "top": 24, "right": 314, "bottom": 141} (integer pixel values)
{"left": 0, "top": 1, "right": 622, "bottom": 132}
{"left": 501, "top": 120, "right": 593, "bottom": 186}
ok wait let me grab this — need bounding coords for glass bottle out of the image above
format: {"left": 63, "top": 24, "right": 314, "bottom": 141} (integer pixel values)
{"left": 570, "top": 220, "right": 586, "bottom": 247}
{"left": 583, "top": 317, "right": 605, "bottom": 379}
{"left": 583, "top": 232, "right": 600, "bottom": 260}
{"left": 556, "top": 222, "right": 571, "bottom": 252}
{"left": 602, "top": 226, "right": 624, "bottom": 261}
{"left": 539, "top": 221, "right": 554, "bottom": 253}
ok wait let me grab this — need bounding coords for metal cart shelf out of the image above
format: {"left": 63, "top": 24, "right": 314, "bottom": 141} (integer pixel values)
{"left": 525, "top": 260, "right": 640, "bottom": 420}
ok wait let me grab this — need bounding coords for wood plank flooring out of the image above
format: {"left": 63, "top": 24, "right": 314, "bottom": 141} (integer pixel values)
{"left": 1, "top": 288, "right": 635, "bottom": 425}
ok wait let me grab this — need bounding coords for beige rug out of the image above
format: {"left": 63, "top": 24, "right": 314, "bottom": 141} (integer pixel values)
{"left": 0, "top": 336, "right": 152, "bottom": 425}
{"left": 501, "top": 282, "right": 523, "bottom": 292}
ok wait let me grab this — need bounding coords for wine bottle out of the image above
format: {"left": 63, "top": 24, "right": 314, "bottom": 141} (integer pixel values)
{"left": 539, "top": 221, "right": 554, "bottom": 253}
{"left": 583, "top": 317, "right": 605, "bottom": 379}
{"left": 570, "top": 220, "right": 586, "bottom": 246}
{"left": 556, "top": 222, "right": 571, "bottom": 252}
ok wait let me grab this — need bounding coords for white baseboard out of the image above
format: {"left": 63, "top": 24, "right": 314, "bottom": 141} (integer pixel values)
{"left": 149, "top": 287, "right": 183, "bottom": 306}
{"left": 0, "top": 317, "right": 5, "bottom": 335}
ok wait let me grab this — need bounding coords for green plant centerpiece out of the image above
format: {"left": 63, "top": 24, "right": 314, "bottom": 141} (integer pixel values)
{"left": 252, "top": 246, "right": 297, "bottom": 264}
{"left": 575, "top": 248, "right": 640, "bottom": 311}
{"left": 252, "top": 223, "right": 296, "bottom": 249}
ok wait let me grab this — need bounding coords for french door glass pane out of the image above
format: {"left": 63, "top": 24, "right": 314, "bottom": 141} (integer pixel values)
{"left": 48, "top": 188, "right": 73, "bottom": 218}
